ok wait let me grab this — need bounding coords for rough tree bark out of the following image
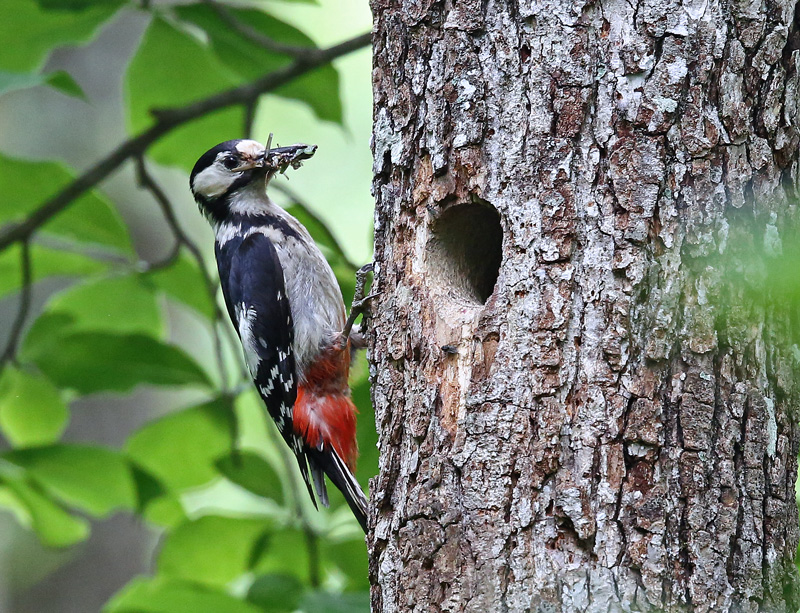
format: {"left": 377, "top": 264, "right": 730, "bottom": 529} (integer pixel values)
{"left": 368, "top": 0, "right": 800, "bottom": 611}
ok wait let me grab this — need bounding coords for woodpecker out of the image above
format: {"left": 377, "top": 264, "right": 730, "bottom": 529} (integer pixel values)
{"left": 189, "top": 139, "right": 368, "bottom": 532}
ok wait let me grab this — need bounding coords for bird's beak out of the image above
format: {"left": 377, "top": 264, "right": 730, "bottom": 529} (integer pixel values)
{"left": 231, "top": 152, "right": 267, "bottom": 172}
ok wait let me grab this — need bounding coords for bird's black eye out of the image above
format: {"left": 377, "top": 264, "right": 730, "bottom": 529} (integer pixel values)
{"left": 221, "top": 156, "right": 239, "bottom": 170}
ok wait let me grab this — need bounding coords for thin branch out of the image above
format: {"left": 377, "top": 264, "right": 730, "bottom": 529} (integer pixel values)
{"left": 135, "top": 156, "right": 232, "bottom": 392}
{"left": 1, "top": 241, "right": 33, "bottom": 369}
{"left": 243, "top": 97, "right": 258, "bottom": 139}
{"left": 201, "top": 0, "right": 323, "bottom": 60}
{"left": 0, "top": 31, "right": 372, "bottom": 254}
{"left": 134, "top": 157, "right": 190, "bottom": 244}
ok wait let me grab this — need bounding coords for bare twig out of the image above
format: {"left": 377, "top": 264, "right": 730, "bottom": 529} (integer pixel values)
{"left": 134, "top": 157, "right": 190, "bottom": 245}
{"left": 244, "top": 98, "right": 258, "bottom": 139}
{"left": 201, "top": 0, "right": 324, "bottom": 60}
{"left": 1, "top": 241, "right": 33, "bottom": 369}
{"left": 0, "top": 31, "right": 372, "bottom": 254}
{"left": 135, "top": 156, "right": 235, "bottom": 391}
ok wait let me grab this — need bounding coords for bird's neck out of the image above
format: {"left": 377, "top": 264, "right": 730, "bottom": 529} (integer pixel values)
{"left": 214, "top": 189, "right": 307, "bottom": 247}
{"left": 225, "top": 180, "right": 276, "bottom": 218}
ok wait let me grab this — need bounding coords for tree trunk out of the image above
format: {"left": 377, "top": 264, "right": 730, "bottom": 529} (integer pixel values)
{"left": 368, "top": 1, "right": 800, "bottom": 611}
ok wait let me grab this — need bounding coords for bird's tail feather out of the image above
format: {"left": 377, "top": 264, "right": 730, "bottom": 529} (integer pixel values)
{"left": 294, "top": 450, "right": 318, "bottom": 510}
{"left": 310, "top": 459, "right": 329, "bottom": 507}
{"left": 307, "top": 446, "right": 368, "bottom": 533}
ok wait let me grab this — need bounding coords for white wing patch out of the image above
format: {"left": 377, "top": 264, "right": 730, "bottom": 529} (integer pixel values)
{"left": 235, "top": 303, "right": 261, "bottom": 377}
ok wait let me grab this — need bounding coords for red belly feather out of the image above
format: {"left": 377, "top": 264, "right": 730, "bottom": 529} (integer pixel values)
{"left": 292, "top": 345, "right": 359, "bottom": 469}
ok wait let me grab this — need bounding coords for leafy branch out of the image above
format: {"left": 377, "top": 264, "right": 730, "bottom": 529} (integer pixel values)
{"left": 201, "top": 0, "right": 322, "bottom": 60}
{"left": 134, "top": 156, "right": 234, "bottom": 391}
{"left": 0, "top": 7, "right": 375, "bottom": 604}
{"left": 0, "top": 31, "right": 371, "bottom": 253}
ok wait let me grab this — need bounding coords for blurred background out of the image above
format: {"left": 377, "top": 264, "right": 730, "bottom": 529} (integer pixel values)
{"left": 0, "top": 0, "right": 375, "bottom": 611}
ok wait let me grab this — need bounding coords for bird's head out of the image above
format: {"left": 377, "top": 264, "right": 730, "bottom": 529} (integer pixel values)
{"left": 190, "top": 138, "right": 317, "bottom": 224}
{"left": 190, "top": 139, "right": 269, "bottom": 222}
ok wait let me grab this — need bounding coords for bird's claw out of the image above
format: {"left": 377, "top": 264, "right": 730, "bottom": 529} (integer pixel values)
{"left": 350, "top": 291, "right": 380, "bottom": 314}
{"left": 342, "top": 264, "right": 376, "bottom": 340}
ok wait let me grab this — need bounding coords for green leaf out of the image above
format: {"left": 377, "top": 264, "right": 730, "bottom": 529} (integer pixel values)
{"left": 3, "top": 444, "right": 137, "bottom": 516}
{"left": 126, "top": 399, "right": 235, "bottom": 491}
{"left": 0, "top": 0, "right": 122, "bottom": 71}
{"left": 299, "top": 591, "right": 370, "bottom": 613}
{"left": 175, "top": 4, "right": 342, "bottom": 123}
{"left": 130, "top": 463, "right": 187, "bottom": 527}
{"left": 45, "top": 70, "right": 87, "bottom": 99}
{"left": 247, "top": 573, "right": 304, "bottom": 612}
{"left": 146, "top": 251, "right": 216, "bottom": 320}
{"left": 252, "top": 528, "right": 311, "bottom": 582}
{"left": 158, "top": 515, "right": 274, "bottom": 586}
{"left": 23, "top": 332, "right": 212, "bottom": 394}
{"left": 0, "top": 484, "right": 32, "bottom": 526}
{"left": 0, "top": 367, "right": 68, "bottom": 447}
{"left": 0, "top": 243, "right": 107, "bottom": 300}
{"left": 125, "top": 17, "right": 242, "bottom": 172}
{"left": 17, "top": 275, "right": 206, "bottom": 395}
{"left": 105, "top": 577, "right": 265, "bottom": 613}
{"left": 0, "top": 473, "right": 89, "bottom": 547}
{"left": 0, "top": 69, "right": 86, "bottom": 99}
{"left": 278, "top": 65, "right": 342, "bottom": 126}
{"left": 216, "top": 451, "right": 283, "bottom": 503}
{"left": 322, "top": 537, "right": 368, "bottom": 591}
{"left": 142, "top": 492, "right": 186, "bottom": 528}
{"left": 36, "top": 0, "right": 123, "bottom": 10}
{"left": 0, "top": 153, "right": 132, "bottom": 252}
{"left": 24, "top": 275, "right": 163, "bottom": 346}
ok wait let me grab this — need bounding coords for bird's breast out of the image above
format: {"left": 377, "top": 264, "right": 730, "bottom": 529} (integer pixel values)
{"left": 276, "top": 237, "right": 345, "bottom": 380}
{"left": 216, "top": 203, "right": 346, "bottom": 383}
{"left": 239, "top": 220, "right": 345, "bottom": 382}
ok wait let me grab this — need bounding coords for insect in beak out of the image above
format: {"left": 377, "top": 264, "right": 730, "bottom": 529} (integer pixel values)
{"left": 231, "top": 154, "right": 267, "bottom": 173}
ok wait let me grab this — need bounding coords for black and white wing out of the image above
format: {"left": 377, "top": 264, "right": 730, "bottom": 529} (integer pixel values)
{"left": 215, "top": 232, "right": 316, "bottom": 505}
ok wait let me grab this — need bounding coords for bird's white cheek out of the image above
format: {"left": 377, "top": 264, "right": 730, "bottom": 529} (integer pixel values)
{"left": 192, "top": 165, "right": 238, "bottom": 199}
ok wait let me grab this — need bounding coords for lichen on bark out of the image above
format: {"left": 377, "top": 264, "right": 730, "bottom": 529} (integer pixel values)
{"left": 368, "top": 1, "right": 800, "bottom": 611}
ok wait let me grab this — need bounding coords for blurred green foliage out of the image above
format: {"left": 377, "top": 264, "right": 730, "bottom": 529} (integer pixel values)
{"left": 0, "top": 0, "right": 373, "bottom": 610}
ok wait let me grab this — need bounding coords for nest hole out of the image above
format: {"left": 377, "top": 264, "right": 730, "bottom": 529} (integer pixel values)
{"left": 425, "top": 202, "right": 503, "bottom": 306}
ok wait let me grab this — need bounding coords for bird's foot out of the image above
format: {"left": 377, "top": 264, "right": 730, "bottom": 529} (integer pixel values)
{"left": 342, "top": 263, "right": 378, "bottom": 340}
